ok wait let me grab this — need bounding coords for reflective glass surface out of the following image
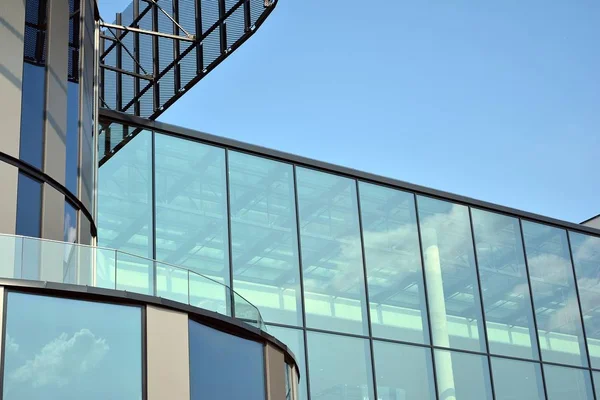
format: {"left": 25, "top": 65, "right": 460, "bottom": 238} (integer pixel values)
{"left": 569, "top": 231, "right": 600, "bottom": 368}
{"left": 296, "top": 168, "right": 368, "bottom": 335}
{"left": 593, "top": 371, "right": 600, "bottom": 400}
{"left": 543, "top": 364, "right": 594, "bottom": 400}
{"left": 16, "top": 173, "right": 42, "bottom": 239}
{"left": 189, "top": 320, "right": 265, "bottom": 400}
{"left": 471, "top": 209, "right": 539, "bottom": 359}
{"left": 307, "top": 331, "right": 374, "bottom": 400}
{"left": 19, "top": 62, "right": 46, "bottom": 169}
{"left": 491, "top": 357, "right": 545, "bottom": 400}
{"left": 433, "top": 349, "right": 493, "bottom": 400}
{"left": 373, "top": 340, "right": 435, "bottom": 400}
{"left": 522, "top": 221, "right": 588, "bottom": 367}
{"left": 63, "top": 202, "right": 78, "bottom": 283}
{"left": 417, "top": 196, "right": 485, "bottom": 352}
{"left": 65, "top": 81, "right": 80, "bottom": 195}
{"left": 229, "top": 151, "right": 301, "bottom": 326}
{"left": 359, "top": 183, "right": 429, "bottom": 344}
{"left": 268, "top": 325, "right": 308, "bottom": 400}
{"left": 2, "top": 292, "right": 142, "bottom": 399}
{"left": 154, "top": 134, "right": 229, "bottom": 310}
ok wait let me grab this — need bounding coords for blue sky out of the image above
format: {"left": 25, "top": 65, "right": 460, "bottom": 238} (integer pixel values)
{"left": 98, "top": 0, "right": 600, "bottom": 224}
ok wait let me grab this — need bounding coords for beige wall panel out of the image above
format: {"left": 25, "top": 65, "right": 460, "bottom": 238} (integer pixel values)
{"left": 265, "top": 344, "right": 286, "bottom": 400}
{"left": 0, "top": 162, "right": 18, "bottom": 235}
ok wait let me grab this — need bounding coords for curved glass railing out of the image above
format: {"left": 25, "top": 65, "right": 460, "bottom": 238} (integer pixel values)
{"left": 0, "top": 233, "right": 265, "bottom": 330}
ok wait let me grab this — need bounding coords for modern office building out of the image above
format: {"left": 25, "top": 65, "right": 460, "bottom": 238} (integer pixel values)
{"left": 0, "top": 0, "right": 599, "bottom": 399}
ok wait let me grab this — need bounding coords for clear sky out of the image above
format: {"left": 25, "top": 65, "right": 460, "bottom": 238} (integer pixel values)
{"left": 98, "top": 0, "right": 599, "bottom": 224}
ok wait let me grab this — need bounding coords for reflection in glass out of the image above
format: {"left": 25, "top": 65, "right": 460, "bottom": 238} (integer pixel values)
{"left": 544, "top": 364, "right": 594, "bottom": 400}
{"left": 296, "top": 168, "right": 368, "bottom": 335}
{"left": 593, "top": 371, "right": 600, "bottom": 400}
{"left": 19, "top": 64, "right": 46, "bottom": 169}
{"left": 189, "top": 320, "right": 265, "bottom": 400}
{"left": 569, "top": 231, "right": 600, "bottom": 368}
{"left": 491, "top": 357, "right": 545, "bottom": 400}
{"left": 16, "top": 173, "right": 42, "bottom": 239}
{"left": 63, "top": 202, "right": 78, "bottom": 283}
{"left": 268, "top": 325, "right": 308, "bottom": 400}
{"left": 433, "top": 349, "right": 493, "bottom": 400}
{"left": 229, "top": 151, "right": 302, "bottom": 326}
{"left": 307, "top": 331, "right": 375, "bottom": 400}
{"left": 154, "top": 134, "right": 229, "bottom": 313}
{"left": 2, "top": 292, "right": 142, "bottom": 399}
{"left": 65, "top": 81, "right": 80, "bottom": 195}
{"left": 417, "top": 196, "right": 485, "bottom": 352}
{"left": 522, "top": 221, "right": 588, "bottom": 367}
{"left": 359, "top": 183, "right": 429, "bottom": 344}
{"left": 471, "top": 209, "right": 539, "bottom": 359}
{"left": 373, "top": 340, "right": 435, "bottom": 400}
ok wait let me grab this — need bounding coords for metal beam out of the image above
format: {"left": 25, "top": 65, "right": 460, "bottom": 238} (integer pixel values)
{"left": 100, "top": 21, "right": 195, "bottom": 42}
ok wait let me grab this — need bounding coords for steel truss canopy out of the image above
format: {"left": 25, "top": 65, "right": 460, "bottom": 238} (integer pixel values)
{"left": 98, "top": 0, "right": 277, "bottom": 164}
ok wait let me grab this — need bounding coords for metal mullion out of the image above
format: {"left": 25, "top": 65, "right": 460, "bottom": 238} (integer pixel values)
{"left": 151, "top": 2, "right": 160, "bottom": 112}
{"left": 194, "top": 0, "right": 204, "bottom": 73}
{"left": 566, "top": 230, "right": 597, "bottom": 399}
{"left": 518, "top": 219, "right": 549, "bottom": 399}
{"left": 173, "top": 0, "right": 181, "bottom": 93}
{"left": 468, "top": 207, "right": 496, "bottom": 400}
{"left": 413, "top": 194, "right": 441, "bottom": 400}
{"left": 219, "top": 0, "right": 227, "bottom": 52}
{"left": 243, "top": 0, "right": 251, "bottom": 31}
{"left": 116, "top": 13, "right": 123, "bottom": 110}
{"left": 355, "top": 181, "right": 378, "bottom": 400}
{"left": 292, "top": 165, "right": 312, "bottom": 400}
{"left": 224, "top": 149, "right": 235, "bottom": 318}
{"left": 134, "top": 0, "right": 141, "bottom": 116}
{"left": 100, "top": 35, "right": 105, "bottom": 107}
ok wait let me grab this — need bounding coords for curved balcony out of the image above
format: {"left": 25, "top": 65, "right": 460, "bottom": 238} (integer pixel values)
{"left": 0, "top": 233, "right": 266, "bottom": 329}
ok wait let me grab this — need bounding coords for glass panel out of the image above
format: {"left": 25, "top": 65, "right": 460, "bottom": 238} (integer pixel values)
{"left": 268, "top": 325, "right": 308, "bottom": 400}
{"left": 156, "top": 263, "right": 189, "bottom": 304}
{"left": 544, "top": 364, "right": 594, "bottom": 400}
{"left": 19, "top": 62, "right": 46, "bottom": 169}
{"left": 189, "top": 320, "right": 265, "bottom": 400}
{"left": 593, "top": 371, "right": 600, "bottom": 400}
{"left": 471, "top": 209, "right": 539, "bottom": 359}
{"left": 373, "top": 340, "right": 435, "bottom": 400}
{"left": 96, "top": 248, "right": 117, "bottom": 289}
{"left": 115, "top": 252, "right": 153, "bottom": 295}
{"left": 154, "top": 133, "right": 229, "bottom": 313}
{"left": 63, "top": 202, "right": 78, "bottom": 283}
{"left": 0, "top": 235, "right": 22, "bottom": 279}
{"left": 306, "top": 331, "right": 375, "bottom": 400}
{"left": 569, "top": 231, "right": 600, "bottom": 368}
{"left": 491, "top": 357, "right": 545, "bottom": 400}
{"left": 2, "top": 292, "right": 142, "bottom": 399}
{"left": 359, "top": 182, "right": 429, "bottom": 344}
{"left": 188, "top": 271, "right": 229, "bottom": 315}
{"left": 417, "top": 196, "right": 485, "bottom": 352}
{"left": 522, "top": 221, "right": 587, "bottom": 366}
{"left": 433, "top": 349, "right": 493, "bottom": 400}
{"left": 16, "top": 173, "right": 42, "bottom": 239}
{"left": 65, "top": 81, "right": 79, "bottom": 195}
{"left": 296, "top": 168, "right": 368, "bottom": 335}
{"left": 229, "top": 151, "right": 302, "bottom": 327}
{"left": 98, "top": 128, "right": 153, "bottom": 261}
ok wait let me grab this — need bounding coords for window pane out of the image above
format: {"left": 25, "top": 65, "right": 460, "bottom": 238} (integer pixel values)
{"left": 63, "top": 202, "right": 78, "bottom": 283}
{"left": 65, "top": 81, "right": 79, "bottom": 195}
{"left": 373, "top": 341, "right": 435, "bottom": 400}
{"left": 491, "top": 357, "right": 545, "bottom": 400}
{"left": 267, "top": 325, "right": 308, "bottom": 400}
{"left": 569, "top": 231, "right": 600, "bottom": 368}
{"left": 593, "top": 371, "right": 600, "bottom": 400}
{"left": 471, "top": 209, "right": 539, "bottom": 359}
{"left": 543, "top": 364, "right": 594, "bottom": 400}
{"left": 229, "top": 151, "right": 302, "bottom": 326}
{"left": 359, "top": 182, "right": 429, "bottom": 344}
{"left": 307, "top": 331, "right": 374, "bottom": 400}
{"left": 154, "top": 134, "right": 229, "bottom": 311}
{"left": 522, "top": 221, "right": 587, "bottom": 367}
{"left": 16, "top": 173, "right": 42, "bottom": 238}
{"left": 433, "top": 349, "right": 493, "bottom": 400}
{"left": 19, "top": 63, "right": 46, "bottom": 169}
{"left": 296, "top": 168, "right": 368, "bottom": 335}
{"left": 2, "top": 292, "right": 142, "bottom": 399}
{"left": 189, "top": 320, "right": 265, "bottom": 400}
{"left": 417, "top": 196, "right": 485, "bottom": 352}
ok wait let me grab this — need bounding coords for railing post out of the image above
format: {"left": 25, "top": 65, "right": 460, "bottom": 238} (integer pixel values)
{"left": 187, "top": 270, "right": 190, "bottom": 306}
{"left": 114, "top": 250, "right": 118, "bottom": 290}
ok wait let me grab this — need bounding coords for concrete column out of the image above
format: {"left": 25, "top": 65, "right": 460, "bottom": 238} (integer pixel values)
{"left": 265, "top": 344, "right": 287, "bottom": 400}
{"left": 423, "top": 228, "right": 455, "bottom": 400}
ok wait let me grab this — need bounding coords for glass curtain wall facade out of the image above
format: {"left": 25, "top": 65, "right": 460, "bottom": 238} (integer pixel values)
{"left": 98, "top": 118, "right": 600, "bottom": 400}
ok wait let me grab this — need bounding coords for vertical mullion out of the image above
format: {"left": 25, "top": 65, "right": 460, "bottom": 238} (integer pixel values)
{"left": 194, "top": 0, "right": 204, "bottom": 73}
{"left": 224, "top": 149, "right": 235, "bottom": 318}
{"left": 292, "top": 165, "right": 312, "bottom": 400}
{"left": 468, "top": 207, "right": 496, "bottom": 400}
{"left": 355, "top": 181, "right": 379, "bottom": 400}
{"left": 173, "top": 0, "right": 181, "bottom": 93}
{"left": 518, "top": 219, "right": 549, "bottom": 400}
{"left": 414, "top": 194, "right": 441, "bottom": 400}
{"left": 115, "top": 13, "right": 123, "bottom": 111}
{"left": 218, "top": 0, "right": 227, "bottom": 52}
{"left": 243, "top": 0, "right": 251, "bottom": 31}
{"left": 133, "top": 0, "right": 140, "bottom": 116}
{"left": 151, "top": 1, "right": 160, "bottom": 112}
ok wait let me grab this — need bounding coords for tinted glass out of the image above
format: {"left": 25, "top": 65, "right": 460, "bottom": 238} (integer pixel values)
{"left": 63, "top": 202, "right": 78, "bottom": 283}
{"left": 433, "top": 349, "right": 493, "bottom": 400}
{"left": 268, "top": 325, "right": 308, "bottom": 400}
{"left": 522, "top": 221, "right": 587, "bottom": 367}
{"left": 569, "top": 231, "right": 600, "bottom": 368}
{"left": 65, "top": 81, "right": 79, "bottom": 195}
{"left": 373, "top": 341, "right": 435, "bottom": 400}
{"left": 307, "top": 331, "right": 375, "bottom": 400}
{"left": 19, "top": 63, "right": 46, "bottom": 169}
{"left": 2, "top": 292, "right": 142, "bottom": 399}
{"left": 417, "top": 196, "right": 485, "bottom": 352}
{"left": 154, "top": 134, "right": 229, "bottom": 311}
{"left": 471, "top": 209, "right": 538, "bottom": 359}
{"left": 544, "top": 364, "right": 594, "bottom": 400}
{"left": 491, "top": 357, "right": 545, "bottom": 400}
{"left": 229, "top": 151, "right": 302, "bottom": 326}
{"left": 189, "top": 320, "right": 265, "bottom": 400}
{"left": 296, "top": 168, "right": 368, "bottom": 335}
{"left": 593, "top": 371, "right": 600, "bottom": 400}
{"left": 359, "top": 183, "right": 429, "bottom": 344}
{"left": 16, "top": 173, "right": 42, "bottom": 238}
